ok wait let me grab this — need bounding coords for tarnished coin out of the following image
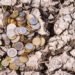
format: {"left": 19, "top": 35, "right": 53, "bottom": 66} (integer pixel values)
{"left": 18, "top": 49, "right": 25, "bottom": 55}
{"left": 1, "top": 57, "right": 11, "bottom": 67}
{"left": 31, "top": 23, "right": 41, "bottom": 30}
{"left": 9, "top": 63, "right": 19, "bottom": 70}
{"left": 8, "top": 18, "right": 17, "bottom": 25}
{"left": 27, "top": 14, "right": 38, "bottom": 25}
{"left": 7, "top": 23, "right": 16, "bottom": 30}
{"left": 12, "top": 42, "right": 24, "bottom": 50}
{"left": 7, "top": 48, "right": 17, "bottom": 57}
{"left": 18, "top": 27, "right": 27, "bottom": 35}
{"left": 10, "top": 57, "right": 22, "bottom": 66}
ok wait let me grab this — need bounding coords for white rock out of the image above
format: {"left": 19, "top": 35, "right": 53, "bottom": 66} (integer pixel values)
{"left": 70, "top": 49, "right": 75, "bottom": 57}
{"left": 52, "top": 69, "right": 72, "bottom": 75}
{"left": 31, "top": 0, "right": 40, "bottom": 7}
{"left": 20, "top": 0, "right": 31, "bottom": 4}
{"left": 41, "top": 0, "right": 50, "bottom": 7}
{"left": 38, "top": 18, "right": 49, "bottom": 35}
{"left": 0, "top": 0, "right": 16, "bottom": 6}
{"left": 46, "top": 56, "right": 62, "bottom": 72}
{"left": 31, "top": 8, "right": 41, "bottom": 18}
{"left": 8, "top": 71, "right": 17, "bottom": 75}
{"left": 26, "top": 52, "right": 42, "bottom": 69}
{"left": 24, "top": 71, "right": 40, "bottom": 75}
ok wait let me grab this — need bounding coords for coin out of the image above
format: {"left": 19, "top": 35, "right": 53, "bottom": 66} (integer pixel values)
{"left": 9, "top": 63, "right": 19, "bottom": 70}
{"left": 32, "top": 36, "right": 41, "bottom": 46}
{"left": 19, "top": 56, "right": 28, "bottom": 63}
{"left": 7, "top": 48, "right": 17, "bottom": 57}
{"left": 12, "top": 42, "right": 24, "bottom": 50}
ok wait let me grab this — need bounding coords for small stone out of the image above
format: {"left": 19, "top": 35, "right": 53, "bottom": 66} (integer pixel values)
{"left": 70, "top": 49, "right": 75, "bottom": 57}
{"left": 8, "top": 70, "right": 18, "bottom": 75}
{"left": 0, "top": 0, "right": 16, "bottom": 6}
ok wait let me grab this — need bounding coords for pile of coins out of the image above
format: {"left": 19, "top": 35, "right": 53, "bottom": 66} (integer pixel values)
{"left": 0, "top": 8, "right": 46, "bottom": 70}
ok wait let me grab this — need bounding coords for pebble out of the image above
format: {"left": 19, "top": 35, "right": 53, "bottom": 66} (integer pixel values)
{"left": 70, "top": 49, "right": 75, "bottom": 57}
{"left": 0, "top": 0, "right": 16, "bottom": 6}
{"left": 17, "top": 27, "right": 27, "bottom": 35}
{"left": 1, "top": 58, "right": 10, "bottom": 67}
{"left": 11, "top": 35, "right": 20, "bottom": 43}
{"left": 7, "top": 48, "right": 17, "bottom": 57}
{"left": 8, "top": 70, "right": 18, "bottom": 75}
{"left": 27, "top": 14, "right": 38, "bottom": 25}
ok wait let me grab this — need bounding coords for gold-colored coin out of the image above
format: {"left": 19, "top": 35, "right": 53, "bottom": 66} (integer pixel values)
{"left": 10, "top": 10, "right": 19, "bottom": 18}
{"left": 19, "top": 56, "right": 28, "bottom": 63}
{"left": 32, "top": 36, "right": 41, "bottom": 46}
{"left": 9, "top": 63, "right": 18, "bottom": 70}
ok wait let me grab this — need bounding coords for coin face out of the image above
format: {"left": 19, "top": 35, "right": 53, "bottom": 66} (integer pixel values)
{"left": 32, "top": 36, "right": 41, "bottom": 46}
{"left": 1, "top": 59, "right": 9, "bottom": 67}
{"left": 18, "top": 27, "right": 27, "bottom": 35}
{"left": 13, "top": 42, "right": 24, "bottom": 50}
{"left": 7, "top": 48, "right": 17, "bottom": 57}
{"left": 25, "top": 43, "right": 35, "bottom": 50}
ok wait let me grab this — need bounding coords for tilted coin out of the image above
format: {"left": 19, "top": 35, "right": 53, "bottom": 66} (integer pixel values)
{"left": 10, "top": 10, "right": 19, "bottom": 18}
{"left": 1, "top": 57, "right": 11, "bottom": 67}
{"left": 8, "top": 18, "right": 17, "bottom": 25}
{"left": 27, "top": 14, "right": 38, "bottom": 25}
{"left": 7, "top": 48, "right": 17, "bottom": 57}
{"left": 11, "top": 35, "right": 20, "bottom": 43}
{"left": 12, "top": 42, "right": 24, "bottom": 50}
{"left": 1, "top": 59, "right": 9, "bottom": 67}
